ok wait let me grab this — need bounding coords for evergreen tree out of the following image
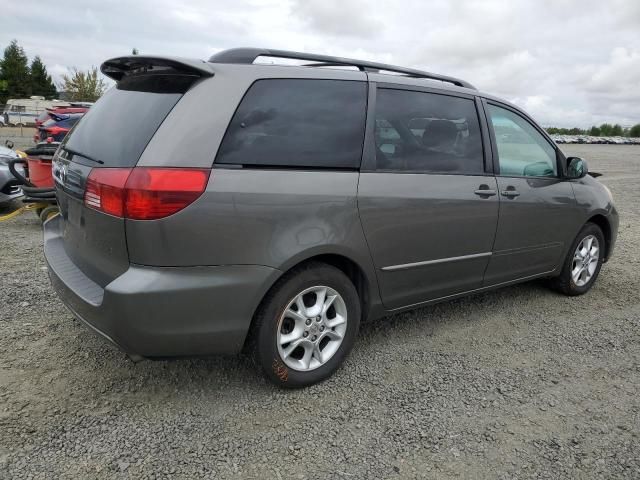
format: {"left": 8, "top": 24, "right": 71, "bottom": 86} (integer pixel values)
{"left": 599, "top": 123, "right": 613, "bottom": 136}
{"left": 611, "top": 124, "right": 623, "bottom": 136}
{"left": 0, "top": 39, "right": 31, "bottom": 104}
{"left": 30, "top": 56, "right": 57, "bottom": 99}
{"left": 629, "top": 124, "right": 640, "bottom": 138}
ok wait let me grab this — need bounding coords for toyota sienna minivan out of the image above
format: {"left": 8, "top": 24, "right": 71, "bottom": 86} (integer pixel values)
{"left": 45, "top": 48, "right": 618, "bottom": 387}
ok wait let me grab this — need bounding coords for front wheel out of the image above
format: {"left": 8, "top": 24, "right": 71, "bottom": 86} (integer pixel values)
{"left": 550, "top": 223, "right": 605, "bottom": 296}
{"left": 251, "top": 263, "right": 360, "bottom": 388}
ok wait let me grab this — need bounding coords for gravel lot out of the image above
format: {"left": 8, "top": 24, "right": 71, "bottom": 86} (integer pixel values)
{"left": 1, "top": 144, "right": 639, "bottom": 479}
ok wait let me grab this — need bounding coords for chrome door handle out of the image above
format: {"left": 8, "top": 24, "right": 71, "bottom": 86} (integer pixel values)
{"left": 474, "top": 189, "right": 496, "bottom": 197}
{"left": 501, "top": 189, "right": 520, "bottom": 197}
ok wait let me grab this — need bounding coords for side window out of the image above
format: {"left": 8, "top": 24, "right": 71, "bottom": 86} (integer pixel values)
{"left": 11, "top": 105, "right": 26, "bottom": 112}
{"left": 216, "top": 79, "right": 367, "bottom": 169}
{"left": 487, "top": 104, "right": 557, "bottom": 177}
{"left": 374, "top": 88, "right": 484, "bottom": 174}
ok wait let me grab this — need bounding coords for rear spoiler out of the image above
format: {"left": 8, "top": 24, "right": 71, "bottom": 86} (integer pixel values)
{"left": 101, "top": 56, "right": 215, "bottom": 82}
{"left": 47, "top": 112, "right": 69, "bottom": 122}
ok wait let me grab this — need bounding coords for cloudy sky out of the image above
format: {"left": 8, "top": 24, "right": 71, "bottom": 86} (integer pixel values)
{"left": 2, "top": 0, "right": 639, "bottom": 127}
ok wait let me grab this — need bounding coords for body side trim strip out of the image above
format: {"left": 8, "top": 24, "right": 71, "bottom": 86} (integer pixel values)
{"left": 381, "top": 252, "right": 492, "bottom": 272}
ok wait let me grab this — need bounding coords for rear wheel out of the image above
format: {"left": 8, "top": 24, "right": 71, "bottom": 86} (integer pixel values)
{"left": 251, "top": 263, "right": 360, "bottom": 388}
{"left": 550, "top": 223, "right": 605, "bottom": 296}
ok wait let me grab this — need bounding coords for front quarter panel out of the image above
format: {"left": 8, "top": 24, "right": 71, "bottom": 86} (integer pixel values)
{"left": 569, "top": 175, "right": 619, "bottom": 258}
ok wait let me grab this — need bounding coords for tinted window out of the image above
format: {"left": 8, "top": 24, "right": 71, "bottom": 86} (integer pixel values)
{"left": 65, "top": 116, "right": 81, "bottom": 128}
{"left": 487, "top": 104, "right": 557, "bottom": 177}
{"left": 374, "top": 88, "right": 484, "bottom": 174}
{"left": 216, "top": 79, "right": 367, "bottom": 169}
{"left": 61, "top": 85, "right": 181, "bottom": 167}
{"left": 44, "top": 115, "right": 82, "bottom": 129}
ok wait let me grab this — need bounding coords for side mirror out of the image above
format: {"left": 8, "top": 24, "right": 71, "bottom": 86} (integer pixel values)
{"left": 567, "top": 157, "right": 588, "bottom": 179}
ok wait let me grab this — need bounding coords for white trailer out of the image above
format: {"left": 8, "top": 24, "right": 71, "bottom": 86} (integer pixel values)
{"left": 2, "top": 97, "right": 70, "bottom": 126}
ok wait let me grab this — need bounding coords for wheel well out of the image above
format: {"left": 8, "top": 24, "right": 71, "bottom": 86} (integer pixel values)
{"left": 587, "top": 214, "right": 611, "bottom": 260}
{"left": 308, "top": 254, "right": 371, "bottom": 318}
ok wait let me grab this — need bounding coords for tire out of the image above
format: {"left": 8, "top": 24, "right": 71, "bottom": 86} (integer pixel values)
{"left": 550, "top": 223, "right": 605, "bottom": 296}
{"left": 39, "top": 206, "right": 59, "bottom": 223}
{"left": 251, "top": 262, "right": 361, "bottom": 388}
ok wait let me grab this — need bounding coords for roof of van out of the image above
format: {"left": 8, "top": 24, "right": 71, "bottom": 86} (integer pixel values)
{"left": 99, "top": 49, "right": 531, "bottom": 120}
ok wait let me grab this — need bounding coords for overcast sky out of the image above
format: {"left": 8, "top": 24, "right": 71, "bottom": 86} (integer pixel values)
{"left": 2, "top": 0, "right": 639, "bottom": 127}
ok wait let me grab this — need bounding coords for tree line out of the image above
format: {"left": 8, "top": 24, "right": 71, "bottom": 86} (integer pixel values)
{"left": 546, "top": 124, "right": 640, "bottom": 138}
{"left": 0, "top": 39, "right": 106, "bottom": 105}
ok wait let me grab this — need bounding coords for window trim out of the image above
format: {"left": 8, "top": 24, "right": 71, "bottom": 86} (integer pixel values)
{"left": 482, "top": 98, "right": 561, "bottom": 179}
{"left": 361, "top": 84, "right": 489, "bottom": 176}
{"left": 213, "top": 77, "right": 369, "bottom": 171}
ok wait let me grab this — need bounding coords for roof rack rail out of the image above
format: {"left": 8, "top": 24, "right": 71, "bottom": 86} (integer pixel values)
{"left": 208, "top": 48, "right": 476, "bottom": 90}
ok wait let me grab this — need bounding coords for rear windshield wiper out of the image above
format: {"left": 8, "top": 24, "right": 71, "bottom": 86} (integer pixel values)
{"left": 62, "top": 147, "right": 104, "bottom": 165}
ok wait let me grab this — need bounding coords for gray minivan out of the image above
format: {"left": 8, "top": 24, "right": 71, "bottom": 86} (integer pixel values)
{"left": 45, "top": 48, "right": 618, "bottom": 387}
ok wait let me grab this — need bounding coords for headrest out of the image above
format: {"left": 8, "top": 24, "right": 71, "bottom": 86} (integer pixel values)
{"left": 422, "top": 120, "right": 458, "bottom": 149}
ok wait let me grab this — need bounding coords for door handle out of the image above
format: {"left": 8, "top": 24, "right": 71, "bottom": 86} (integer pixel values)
{"left": 501, "top": 189, "right": 520, "bottom": 198}
{"left": 474, "top": 188, "right": 496, "bottom": 197}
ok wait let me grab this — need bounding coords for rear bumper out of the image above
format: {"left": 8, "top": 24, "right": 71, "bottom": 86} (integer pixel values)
{"left": 44, "top": 215, "right": 281, "bottom": 358}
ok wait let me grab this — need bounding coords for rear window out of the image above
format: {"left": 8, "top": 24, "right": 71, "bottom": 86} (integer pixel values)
{"left": 61, "top": 84, "right": 182, "bottom": 167}
{"left": 216, "top": 79, "right": 367, "bottom": 169}
{"left": 44, "top": 116, "right": 82, "bottom": 129}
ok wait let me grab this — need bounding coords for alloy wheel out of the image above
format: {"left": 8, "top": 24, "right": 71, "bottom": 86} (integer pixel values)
{"left": 276, "top": 286, "right": 348, "bottom": 371}
{"left": 571, "top": 234, "right": 600, "bottom": 287}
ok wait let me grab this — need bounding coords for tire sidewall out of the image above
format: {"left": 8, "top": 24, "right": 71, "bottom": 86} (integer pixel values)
{"left": 256, "top": 265, "right": 360, "bottom": 388}
{"left": 564, "top": 224, "right": 605, "bottom": 294}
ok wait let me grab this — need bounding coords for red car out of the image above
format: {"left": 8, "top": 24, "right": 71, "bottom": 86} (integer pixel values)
{"left": 36, "top": 113, "right": 85, "bottom": 143}
{"left": 34, "top": 106, "right": 89, "bottom": 142}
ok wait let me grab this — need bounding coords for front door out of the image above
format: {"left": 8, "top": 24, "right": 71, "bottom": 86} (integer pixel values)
{"left": 483, "top": 102, "right": 579, "bottom": 285}
{"left": 358, "top": 86, "right": 499, "bottom": 309}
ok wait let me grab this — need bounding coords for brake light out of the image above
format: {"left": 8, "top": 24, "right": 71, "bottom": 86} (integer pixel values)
{"left": 44, "top": 126, "right": 68, "bottom": 136}
{"left": 84, "top": 167, "right": 210, "bottom": 220}
{"left": 85, "top": 168, "right": 131, "bottom": 217}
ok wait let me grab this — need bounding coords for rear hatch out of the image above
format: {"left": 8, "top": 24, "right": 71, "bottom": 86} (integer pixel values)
{"left": 53, "top": 57, "right": 213, "bottom": 287}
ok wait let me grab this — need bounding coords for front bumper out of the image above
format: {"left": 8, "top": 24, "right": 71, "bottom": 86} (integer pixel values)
{"left": 605, "top": 205, "right": 619, "bottom": 261}
{"left": 0, "top": 163, "right": 24, "bottom": 205}
{"left": 44, "top": 215, "right": 281, "bottom": 358}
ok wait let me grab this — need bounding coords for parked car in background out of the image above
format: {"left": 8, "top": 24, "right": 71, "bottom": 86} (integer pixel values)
{"left": 551, "top": 134, "right": 639, "bottom": 145}
{"left": 35, "top": 106, "right": 90, "bottom": 128}
{"left": 2, "top": 97, "right": 70, "bottom": 126}
{"left": 36, "top": 113, "right": 84, "bottom": 143}
{"left": 0, "top": 144, "right": 24, "bottom": 205}
{"left": 45, "top": 49, "right": 619, "bottom": 388}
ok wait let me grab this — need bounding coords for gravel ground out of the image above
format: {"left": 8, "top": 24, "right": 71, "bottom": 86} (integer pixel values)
{"left": 1, "top": 144, "right": 639, "bottom": 479}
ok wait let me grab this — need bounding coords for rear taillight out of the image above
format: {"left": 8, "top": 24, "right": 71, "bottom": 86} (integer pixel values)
{"left": 125, "top": 168, "right": 210, "bottom": 220}
{"left": 84, "top": 167, "right": 210, "bottom": 220}
{"left": 85, "top": 168, "right": 131, "bottom": 217}
{"left": 44, "top": 126, "right": 68, "bottom": 136}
